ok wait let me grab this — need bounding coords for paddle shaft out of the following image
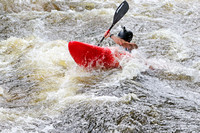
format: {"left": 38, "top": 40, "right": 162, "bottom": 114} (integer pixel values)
{"left": 98, "top": 24, "right": 114, "bottom": 46}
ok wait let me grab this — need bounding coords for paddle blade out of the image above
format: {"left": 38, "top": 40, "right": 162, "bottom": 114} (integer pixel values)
{"left": 113, "top": 1, "right": 129, "bottom": 25}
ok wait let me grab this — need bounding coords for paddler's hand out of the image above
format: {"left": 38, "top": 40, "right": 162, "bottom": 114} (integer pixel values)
{"left": 130, "top": 42, "right": 138, "bottom": 49}
{"left": 104, "top": 32, "right": 111, "bottom": 39}
{"left": 113, "top": 38, "right": 138, "bottom": 50}
{"left": 122, "top": 42, "right": 138, "bottom": 50}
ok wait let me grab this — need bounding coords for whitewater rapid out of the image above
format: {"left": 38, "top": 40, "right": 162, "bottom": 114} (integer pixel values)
{"left": 0, "top": 0, "right": 200, "bottom": 132}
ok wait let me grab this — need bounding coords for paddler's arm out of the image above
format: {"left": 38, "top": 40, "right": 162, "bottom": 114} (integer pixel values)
{"left": 104, "top": 32, "right": 138, "bottom": 50}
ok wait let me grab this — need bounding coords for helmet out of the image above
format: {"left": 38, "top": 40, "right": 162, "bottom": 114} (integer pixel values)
{"left": 118, "top": 26, "right": 133, "bottom": 42}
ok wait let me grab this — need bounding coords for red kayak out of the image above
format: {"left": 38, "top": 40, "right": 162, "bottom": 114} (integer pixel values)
{"left": 68, "top": 41, "right": 131, "bottom": 69}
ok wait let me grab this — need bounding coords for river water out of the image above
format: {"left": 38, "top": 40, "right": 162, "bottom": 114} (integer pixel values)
{"left": 0, "top": 0, "right": 200, "bottom": 132}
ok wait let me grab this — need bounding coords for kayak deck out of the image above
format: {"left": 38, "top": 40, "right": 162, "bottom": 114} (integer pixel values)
{"left": 68, "top": 41, "right": 130, "bottom": 69}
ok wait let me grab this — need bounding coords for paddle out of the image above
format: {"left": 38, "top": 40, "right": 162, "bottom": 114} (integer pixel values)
{"left": 98, "top": 0, "right": 129, "bottom": 46}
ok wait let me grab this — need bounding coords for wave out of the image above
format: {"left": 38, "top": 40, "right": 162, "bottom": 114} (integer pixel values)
{"left": 0, "top": 0, "right": 119, "bottom": 13}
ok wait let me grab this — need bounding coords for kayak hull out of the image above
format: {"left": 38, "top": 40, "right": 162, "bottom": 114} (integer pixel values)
{"left": 68, "top": 41, "right": 129, "bottom": 69}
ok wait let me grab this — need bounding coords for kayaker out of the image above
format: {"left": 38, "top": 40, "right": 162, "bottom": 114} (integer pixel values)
{"left": 104, "top": 26, "right": 138, "bottom": 52}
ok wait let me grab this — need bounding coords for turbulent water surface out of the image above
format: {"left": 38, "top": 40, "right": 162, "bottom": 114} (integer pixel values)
{"left": 0, "top": 0, "right": 200, "bottom": 132}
